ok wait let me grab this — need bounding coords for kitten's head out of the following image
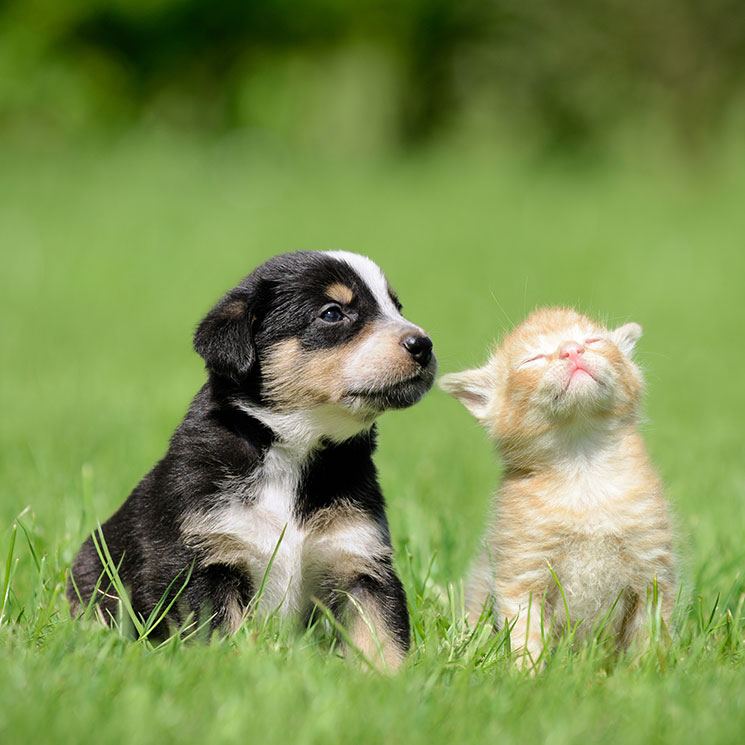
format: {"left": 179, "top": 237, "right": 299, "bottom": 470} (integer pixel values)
{"left": 440, "top": 308, "right": 644, "bottom": 446}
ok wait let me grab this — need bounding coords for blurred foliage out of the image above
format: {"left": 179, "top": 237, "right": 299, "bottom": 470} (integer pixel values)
{"left": 1, "top": 0, "right": 745, "bottom": 152}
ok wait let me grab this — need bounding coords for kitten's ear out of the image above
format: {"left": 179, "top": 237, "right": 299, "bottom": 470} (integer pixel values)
{"left": 439, "top": 366, "right": 493, "bottom": 422}
{"left": 611, "top": 322, "right": 642, "bottom": 357}
{"left": 194, "top": 279, "right": 264, "bottom": 384}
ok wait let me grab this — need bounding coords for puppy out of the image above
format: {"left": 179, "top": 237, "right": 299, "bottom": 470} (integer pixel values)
{"left": 67, "top": 251, "right": 436, "bottom": 670}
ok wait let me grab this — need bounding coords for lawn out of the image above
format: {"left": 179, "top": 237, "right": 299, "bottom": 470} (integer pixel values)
{"left": 2, "top": 132, "right": 744, "bottom": 744}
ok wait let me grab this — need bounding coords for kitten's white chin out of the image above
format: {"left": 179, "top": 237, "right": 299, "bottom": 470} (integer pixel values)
{"left": 549, "top": 373, "right": 613, "bottom": 418}
{"left": 566, "top": 368, "right": 595, "bottom": 387}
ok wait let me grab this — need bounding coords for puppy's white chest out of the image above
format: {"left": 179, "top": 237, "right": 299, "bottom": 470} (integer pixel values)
{"left": 181, "top": 446, "right": 311, "bottom": 618}
{"left": 239, "top": 450, "right": 308, "bottom": 617}
{"left": 182, "top": 442, "right": 390, "bottom": 622}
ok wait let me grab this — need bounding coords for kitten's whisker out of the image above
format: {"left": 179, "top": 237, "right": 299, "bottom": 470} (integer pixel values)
{"left": 489, "top": 288, "right": 514, "bottom": 331}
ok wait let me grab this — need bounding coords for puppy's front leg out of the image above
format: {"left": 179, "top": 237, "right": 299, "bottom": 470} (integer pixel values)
{"left": 333, "top": 568, "right": 410, "bottom": 673}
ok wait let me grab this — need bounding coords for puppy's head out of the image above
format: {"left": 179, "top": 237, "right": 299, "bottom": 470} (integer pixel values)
{"left": 195, "top": 251, "right": 436, "bottom": 426}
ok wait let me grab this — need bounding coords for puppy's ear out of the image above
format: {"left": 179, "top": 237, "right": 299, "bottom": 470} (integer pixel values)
{"left": 611, "top": 322, "right": 642, "bottom": 358}
{"left": 439, "top": 366, "right": 494, "bottom": 422}
{"left": 194, "top": 285, "right": 260, "bottom": 383}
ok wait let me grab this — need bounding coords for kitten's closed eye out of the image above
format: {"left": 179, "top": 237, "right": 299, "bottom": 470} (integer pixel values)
{"left": 585, "top": 338, "right": 604, "bottom": 345}
{"left": 520, "top": 353, "right": 547, "bottom": 366}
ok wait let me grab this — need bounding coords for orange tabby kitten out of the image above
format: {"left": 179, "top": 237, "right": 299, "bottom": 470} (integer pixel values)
{"left": 440, "top": 308, "right": 676, "bottom": 665}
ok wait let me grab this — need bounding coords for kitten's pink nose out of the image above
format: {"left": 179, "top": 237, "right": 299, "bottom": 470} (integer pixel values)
{"left": 559, "top": 341, "right": 584, "bottom": 361}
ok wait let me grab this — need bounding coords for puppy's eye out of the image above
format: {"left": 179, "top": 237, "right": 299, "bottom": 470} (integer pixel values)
{"left": 320, "top": 305, "right": 344, "bottom": 323}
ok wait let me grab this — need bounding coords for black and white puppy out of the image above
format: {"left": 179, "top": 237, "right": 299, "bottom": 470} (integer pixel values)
{"left": 67, "top": 250, "right": 435, "bottom": 669}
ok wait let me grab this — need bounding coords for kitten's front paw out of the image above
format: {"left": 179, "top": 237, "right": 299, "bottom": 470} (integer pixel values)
{"left": 511, "top": 637, "right": 546, "bottom": 675}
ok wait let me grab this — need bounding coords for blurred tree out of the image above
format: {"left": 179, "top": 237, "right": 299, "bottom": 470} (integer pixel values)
{"left": 1, "top": 0, "right": 744, "bottom": 151}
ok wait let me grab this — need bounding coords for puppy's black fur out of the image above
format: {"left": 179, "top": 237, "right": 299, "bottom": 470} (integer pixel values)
{"left": 67, "top": 251, "right": 435, "bottom": 667}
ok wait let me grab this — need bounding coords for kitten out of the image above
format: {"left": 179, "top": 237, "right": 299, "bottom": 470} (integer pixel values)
{"left": 440, "top": 308, "right": 676, "bottom": 666}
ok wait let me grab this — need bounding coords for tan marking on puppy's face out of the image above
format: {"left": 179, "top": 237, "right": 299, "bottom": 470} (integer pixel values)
{"left": 339, "top": 319, "right": 428, "bottom": 391}
{"left": 325, "top": 283, "right": 355, "bottom": 306}
{"left": 261, "top": 320, "right": 433, "bottom": 413}
{"left": 261, "top": 338, "right": 345, "bottom": 409}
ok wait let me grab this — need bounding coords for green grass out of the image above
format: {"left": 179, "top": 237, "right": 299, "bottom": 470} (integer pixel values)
{"left": 2, "top": 131, "right": 745, "bottom": 744}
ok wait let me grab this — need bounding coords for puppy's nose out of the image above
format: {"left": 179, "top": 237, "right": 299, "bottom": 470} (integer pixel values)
{"left": 402, "top": 334, "right": 433, "bottom": 367}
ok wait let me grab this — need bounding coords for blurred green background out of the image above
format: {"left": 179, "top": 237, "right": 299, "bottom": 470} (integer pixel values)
{"left": 2, "top": 3, "right": 745, "bottom": 744}
{"left": 2, "top": 0, "right": 745, "bottom": 153}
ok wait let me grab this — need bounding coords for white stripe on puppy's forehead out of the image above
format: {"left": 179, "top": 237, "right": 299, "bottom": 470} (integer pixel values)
{"left": 324, "top": 251, "right": 401, "bottom": 320}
